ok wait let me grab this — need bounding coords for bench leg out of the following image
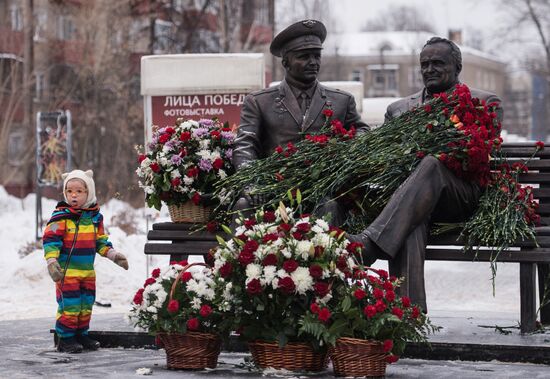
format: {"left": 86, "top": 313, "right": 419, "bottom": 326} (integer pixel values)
{"left": 520, "top": 263, "right": 537, "bottom": 333}
{"left": 538, "top": 263, "right": 550, "bottom": 325}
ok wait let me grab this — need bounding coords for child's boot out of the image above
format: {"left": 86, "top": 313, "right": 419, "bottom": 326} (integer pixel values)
{"left": 57, "top": 337, "right": 83, "bottom": 353}
{"left": 77, "top": 334, "right": 100, "bottom": 350}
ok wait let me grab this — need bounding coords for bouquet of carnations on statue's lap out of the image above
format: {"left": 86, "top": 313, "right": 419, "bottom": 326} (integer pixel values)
{"left": 127, "top": 262, "right": 228, "bottom": 369}
{"left": 209, "top": 201, "right": 363, "bottom": 372}
{"left": 219, "top": 84, "right": 539, "bottom": 257}
{"left": 137, "top": 118, "right": 235, "bottom": 222}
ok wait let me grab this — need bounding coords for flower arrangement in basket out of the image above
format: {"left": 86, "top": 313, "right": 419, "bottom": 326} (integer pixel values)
{"left": 301, "top": 266, "right": 438, "bottom": 377}
{"left": 209, "top": 198, "right": 363, "bottom": 372}
{"left": 127, "top": 262, "right": 227, "bottom": 369}
{"left": 136, "top": 118, "right": 235, "bottom": 222}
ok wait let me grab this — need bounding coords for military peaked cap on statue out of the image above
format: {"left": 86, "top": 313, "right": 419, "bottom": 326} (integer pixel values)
{"left": 270, "top": 19, "right": 327, "bottom": 57}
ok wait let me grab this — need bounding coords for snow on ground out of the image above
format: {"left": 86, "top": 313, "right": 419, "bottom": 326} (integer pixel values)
{"left": 0, "top": 186, "right": 526, "bottom": 323}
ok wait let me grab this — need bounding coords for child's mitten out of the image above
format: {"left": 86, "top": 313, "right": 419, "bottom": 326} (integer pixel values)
{"left": 47, "top": 258, "right": 64, "bottom": 282}
{"left": 107, "top": 249, "right": 129, "bottom": 270}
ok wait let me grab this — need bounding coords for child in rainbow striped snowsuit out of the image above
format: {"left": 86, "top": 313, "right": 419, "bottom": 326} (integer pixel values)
{"left": 43, "top": 169, "right": 128, "bottom": 353}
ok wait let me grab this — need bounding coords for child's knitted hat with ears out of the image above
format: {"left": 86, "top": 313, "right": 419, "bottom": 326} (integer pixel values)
{"left": 62, "top": 169, "right": 97, "bottom": 208}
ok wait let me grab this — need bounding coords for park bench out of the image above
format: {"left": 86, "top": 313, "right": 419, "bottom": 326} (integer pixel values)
{"left": 144, "top": 142, "right": 550, "bottom": 333}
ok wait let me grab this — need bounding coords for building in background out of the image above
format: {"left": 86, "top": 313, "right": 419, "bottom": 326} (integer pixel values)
{"left": 0, "top": 0, "right": 274, "bottom": 201}
{"left": 320, "top": 30, "right": 506, "bottom": 109}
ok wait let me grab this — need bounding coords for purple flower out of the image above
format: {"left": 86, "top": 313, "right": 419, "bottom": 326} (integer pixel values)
{"left": 198, "top": 159, "right": 213, "bottom": 172}
{"left": 225, "top": 148, "right": 233, "bottom": 160}
{"left": 171, "top": 155, "right": 182, "bottom": 165}
{"left": 164, "top": 140, "right": 176, "bottom": 150}
{"left": 192, "top": 128, "right": 209, "bottom": 138}
{"left": 221, "top": 131, "right": 235, "bottom": 141}
{"left": 199, "top": 119, "right": 214, "bottom": 128}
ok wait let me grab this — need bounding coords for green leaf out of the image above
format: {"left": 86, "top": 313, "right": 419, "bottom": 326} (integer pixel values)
{"left": 342, "top": 296, "right": 352, "bottom": 312}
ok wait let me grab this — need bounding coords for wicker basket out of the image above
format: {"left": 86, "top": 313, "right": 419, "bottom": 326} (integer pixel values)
{"left": 248, "top": 340, "right": 328, "bottom": 372}
{"left": 329, "top": 337, "right": 387, "bottom": 377}
{"left": 157, "top": 331, "right": 221, "bottom": 370}
{"left": 168, "top": 202, "right": 211, "bottom": 223}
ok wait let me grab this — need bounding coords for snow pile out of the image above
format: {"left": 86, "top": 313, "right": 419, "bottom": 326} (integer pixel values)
{"left": 0, "top": 187, "right": 523, "bottom": 323}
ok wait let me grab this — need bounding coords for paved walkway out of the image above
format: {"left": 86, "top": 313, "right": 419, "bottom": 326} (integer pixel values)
{"left": 1, "top": 310, "right": 549, "bottom": 378}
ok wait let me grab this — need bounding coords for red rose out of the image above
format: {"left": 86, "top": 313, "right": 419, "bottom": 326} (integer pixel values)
{"left": 318, "top": 307, "right": 331, "bottom": 323}
{"left": 180, "top": 131, "right": 191, "bottom": 142}
{"left": 219, "top": 262, "right": 233, "bottom": 278}
{"left": 278, "top": 276, "right": 296, "bottom": 294}
{"left": 150, "top": 162, "right": 160, "bottom": 173}
{"left": 138, "top": 154, "right": 146, "bottom": 164}
{"left": 144, "top": 277, "right": 156, "bottom": 287}
{"left": 199, "top": 304, "right": 212, "bottom": 317}
{"left": 213, "top": 158, "right": 224, "bottom": 170}
{"left": 186, "top": 166, "right": 199, "bottom": 177}
{"left": 383, "top": 339, "right": 393, "bottom": 353}
{"left": 262, "top": 254, "right": 278, "bottom": 266}
{"left": 364, "top": 305, "right": 377, "bottom": 318}
{"left": 238, "top": 250, "right": 255, "bottom": 266}
{"left": 192, "top": 192, "right": 201, "bottom": 205}
{"left": 181, "top": 271, "right": 193, "bottom": 282}
{"left": 314, "top": 281, "right": 330, "bottom": 297}
{"left": 151, "top": 268, "right": 161, "bottom": 278}
{"left": 263, "top": 211, "right": 276, "bottom": 222}
{"left": 283, "top": 259, "right": 299, "bottom": 273}
{"left": 310, "top": 303, "right": 320, "bottom": 314}
{"left": 354, "top": 288, "right": 366, "bottom": 300}
{"left": 536, "top": 141, "right": 545, "bottom": 150}
{"left": 392, "top": 306, "right": 404, "bottom": 319}
{"left": 309, "top": 264, "right": 323, "bottom": 279}
{"left": 171, "top": 177, "right": 181, "bottom": 187}
{"left": 187, "top": 318, "right": 200, "bottom": 331}
{"left": 385, "top": 354, "right": 399, "bottom": 364}
{"left": 133, "top": 288, "right": 144, "bottom": 305}
{"left": 167, "top": 299, "right": 179, "bottom": 313}
{"left": 322, "top": 109, "right": 334, "bottom": 118}
{"left": 246, "top": 278, "right": 262, "bottom": 295}
{"left": 401, "top": 296, "right": 411, "bottom": 308}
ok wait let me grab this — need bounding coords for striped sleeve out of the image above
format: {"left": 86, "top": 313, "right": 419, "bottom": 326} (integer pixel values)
{"left": 43, "top": 218, "right": 66, "bottom": 260}
{"left": 95, "top": 218, "right": 113, "bottom": 257}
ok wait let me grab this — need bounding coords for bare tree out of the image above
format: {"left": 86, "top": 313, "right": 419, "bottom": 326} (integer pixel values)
{"left": 361, "top": 5, "right": 435, "bottom": 33}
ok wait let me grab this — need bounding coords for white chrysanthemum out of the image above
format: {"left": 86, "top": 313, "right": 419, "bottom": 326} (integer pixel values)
{"left": 191, "top": 297, "right": 202, "bottom": 310}
{"left": 262, "top": 265, "right": 277, "bottom": 286}
{"left": 315, "top": 219, "right": 329, "bottom": 231}
{"left": 312, "top": 233, "right": 331, "bottom": 248}
{"left": 246, "top": 263, "right": 262, "bottom": 280}
{"left": 183, "top": 176, "right": 194, "bottom": 185}
{"left": 180, "top": 120, "right": 194, "bottom": 129}
{"left": 291, "top": 267, "right": 313, "bottom": 295}
{"left": 218, "top": 169, "right": 227, "bottom": 180}
{"left": 255, "top": 244, "right": 271, "bottom": 259}
{"left": 170, "top": 170, "right": 181, "bottom": 179}
{"left": 146, "top": 306, "right": 158, "bottom": 314}
{"left": 280, "top": 247, "right": 292, "bottom": 259}
{"left": 196, "top": 149, "right": 212, "bottom": 159}
{"left": 296, "top": 240, "right": 314, "bottom": 260}
{"left": 199, "top": 139, "right": 210, "bottom": 149}
{"left": 144, "top": 186, "right": 155, "bottom": 195}
{"left": 277, "top": 268, "right": 288, "bottom": 278}
{"left": 159, "top": 156, "right": 170, "bottom": 167}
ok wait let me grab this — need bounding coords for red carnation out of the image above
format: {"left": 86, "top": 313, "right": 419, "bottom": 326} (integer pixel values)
{"left": 181, "top": 271, "right": 193, "bottom": 282}
{"left": 238, "top": 250, "right": 255, "bottom": 266}
{"left": 206, "top": 220, "right": 218, "bottom": 233}
{"left": 187, "top": 166, "right": 199, "bottom": 177}
{"left": 167, "top": 299, "right": 179, "bottom": 313}
{"left": 262, "top": 254, "right": 278, "bottom": 266}
{"left": 295, "top": 222, "right": 311, "bottom": 234}
{"left": 309, "top": 264, "right": 323, "bottom": 279}
{"left": 416, "top": 151, "right": 425, "bottom": 159}
{"left": 133, "top": 288, "right": 144, "bottom": 305}
{"left": 187, "top": 318, "right": 200, "bottom": 331}
{"left": 411, "top": 306, "right": 421, "bottom": 319}
{"left": 244, "top": 219, "right": 256, "bottom": 229}
{"left": 383, "top": 339, "right": 393, "bottom": 353}
{"left": 392, "top": 306, "right": 404, "bottom": 319}
{"left": 364, "top": 305, "right": 377, "bottom": 318}
{"left": 151, "top": 268, "right": 161, "bottom": 278}
{"left": 275, "top": 145, "right": 284, "bottom": 154}
{"left": 536, "top": 141, "right": 545, "bottom": 150}
{"left": 171, "top": 177, "right": 181, "bottom": 187}
{"left": 278, "top": 276, "right": 296, "bottom": 294}
{"left": 385, "top": 354, "right": 399, "bottom": 364}
{"left": 310, "top": 303, "right": 320, "bottom": 314}
{"left": 199, "top": 304, "right": 212, "bottom": 317}
{"left": 150, "top": 162, "right": 160, "bottom": 173}
{"left": 346, "top": 242, "right": 364, "bottom": 255}
{"left": 373, "top": 288, "right": 384, "bottom": 300}
{"left": 165, "top": 127, "right": 175, "bottom": 135}
{"left": 243, "top": 239, "right": 259, "bottom": 253}
{"left": 375, "top": 300, "right": 386, "bottom": 312}
{"left": 138, "top": 154, "right": 146, "bottom": 164}
{"left": 383, "top": 281, "right": 394, "bottom": 291}
{"left": 401, "top": 296, "right": 411, "bottom": 308}
{"left": 275, "top": 172, "right": 284, "bottom": 181}
{"left": 158, "top": 133, "right": 170, "bottom": 144}
{"left": 210, "top": 130, "right": 220, "bottom": 139}
{"left": 354, "top": 288, "right": 366, "bottom": 300}
{"left": 278, "top": 223, "right": 292, "bottom": 233}
{"left": 219, "top": 262, "right": 233, "bottom": 278}
{"left": 322, "top": 109, "right": 334, "bottom": 118}
{"left": 318, "top": 307, "right": 331, "bottom": 323}
{"left": 385, "top": 290, "right": 396, "bottom": 302}
{"left": 144, "top": 277, "right": 156, "bottom": 287}
{"left": 213, "top": 158, "right": 224, "bottom": 170}
{"left": 191, "top": 192, "right": 201, "bottom": 205}
{"left": 423, "top": 104, "right": 432, "bottom": 113}
{"left": 263, "top": 211, "right": 276, "bottom": 222}
{"left": 283, "top": 259, "right": 299, "bottom": 273}
{"left": 246, "top": 278, "right": 263, "bottom": 295}
{"left": 180, "top": 131, "right": 191, "bottom": 142}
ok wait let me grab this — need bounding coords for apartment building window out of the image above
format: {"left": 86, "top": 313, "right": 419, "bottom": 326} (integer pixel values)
{"left": 57, "top": 15, "right": 76, "bottom": 40}
{"left": 10, "top": 5, "right": 24, "bottom": 31}
{"left": 368, "top": 64, "right": 398, "bottom": 96}
{"left": 255, "top": 0, "right": 270, "bottom": 24}
{"left": 34, "top": 10, "right": 48, "bottom": 41}
{"left": 8, "top": 131, "right": 25, "bottom": 166}
{"left": 351, "top": 69, "right": 363, "bottom": 82}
